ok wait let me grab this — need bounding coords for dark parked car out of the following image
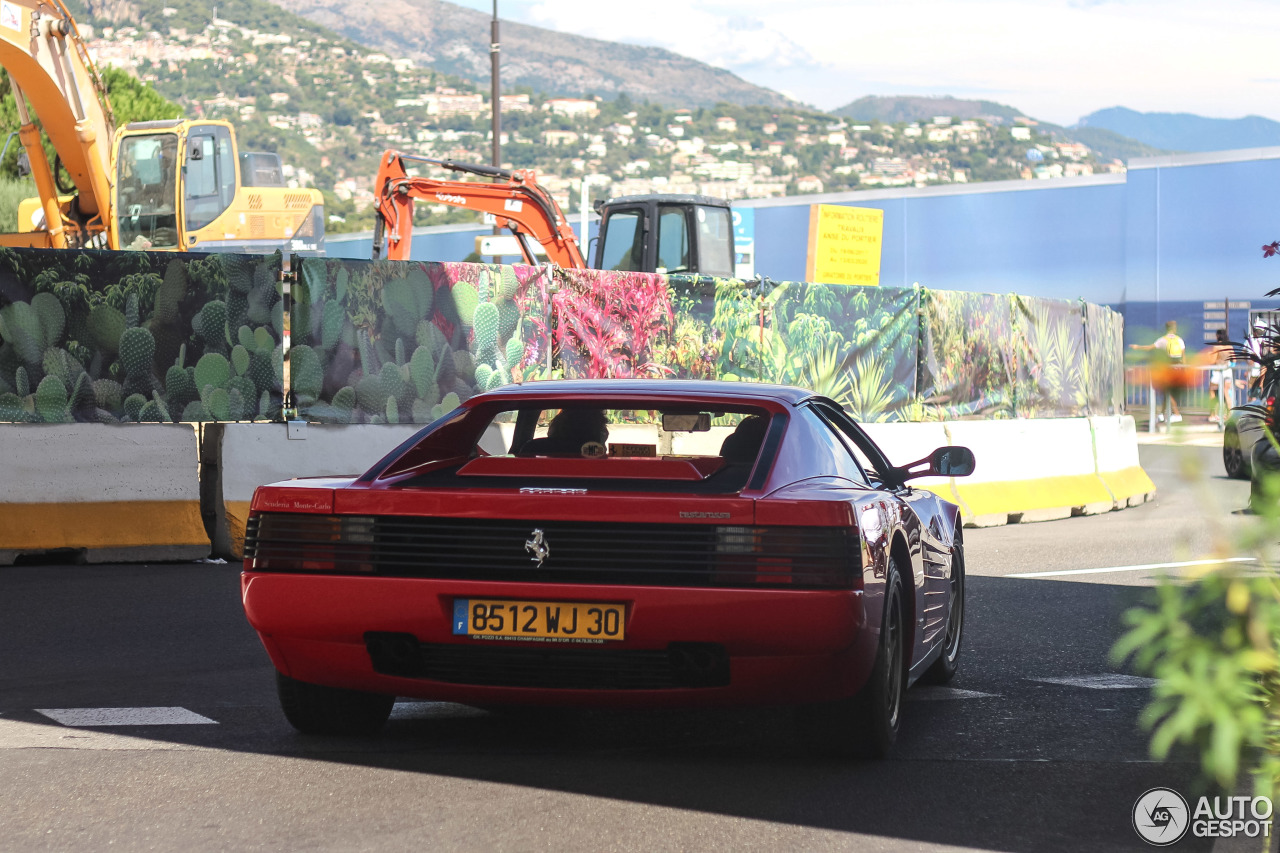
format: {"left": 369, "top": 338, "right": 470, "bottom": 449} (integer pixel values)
{"left": 1223, "top": 381, "right": 1273, "bottom": 481}
{"left": 240, "top": 380, "right": 974, "bottom": 757}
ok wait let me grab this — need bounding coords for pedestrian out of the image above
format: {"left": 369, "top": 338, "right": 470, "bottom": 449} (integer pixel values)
{"left": 1207, "top": 328, "right": 1239, "bottom": 424}
{"left": 1130, "top": 320, "right": 1186, "bottom": 424}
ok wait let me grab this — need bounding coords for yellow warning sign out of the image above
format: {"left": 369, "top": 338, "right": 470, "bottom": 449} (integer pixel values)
{"left": 805, "top": 205, "right": 884, "bottom": 286}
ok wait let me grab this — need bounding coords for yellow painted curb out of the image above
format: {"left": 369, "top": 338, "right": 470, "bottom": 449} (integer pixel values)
{"left": 1099, "top": 466, "right": 1157, "bottom": 502}
{"left": 954, "top": 474, "right": 1115, "bottom": 518}
{"left": 225, "top": 500, "right": 252, "bottom": 561}
{"left": 0, "top": 501, "right": 207, "bottom": 550}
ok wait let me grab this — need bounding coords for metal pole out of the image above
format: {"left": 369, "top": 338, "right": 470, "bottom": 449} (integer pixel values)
{"left": 490, "top": 1, "right": 500, "bottom": 170}
{"left": 489, "top": 1, "right": 501, "bottom": 258}
{"left": 579, "top": 178, "right": 589, "bottom": 265}
{"left": 1149, "top": 377, "right": 1156, "bottom": 433}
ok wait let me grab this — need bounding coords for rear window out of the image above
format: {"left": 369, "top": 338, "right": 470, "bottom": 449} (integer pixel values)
{"left": 376, "top": 403, "right": 776, "bottom": 493}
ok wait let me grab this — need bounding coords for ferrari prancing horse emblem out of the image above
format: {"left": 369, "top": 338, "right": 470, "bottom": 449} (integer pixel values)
{"left": 525, "top": 528, "right": 550, "bottom": 567}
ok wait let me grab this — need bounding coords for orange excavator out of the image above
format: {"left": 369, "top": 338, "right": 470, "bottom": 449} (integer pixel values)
{"left": 372, "top": 150, "right": 584, "bottom": 266}
{"left": 371, "top": 149, "right": 737, "bottom": 277}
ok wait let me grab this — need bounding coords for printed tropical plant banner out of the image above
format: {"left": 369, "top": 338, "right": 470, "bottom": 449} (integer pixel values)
{"left": 684, "top": 275, "right": 919, "bottom": 420}
{"left": 0, "top": 247, "right": 284, "bottom": 423}
{"left": 1084, "top": 302, "right": 1126, "bottom": 415}
{"left": 290, "top": 257, "right": 543, "bottom": 424}
{"left": 0, "top": 249, "right": 1124, "bottom": 423}
{"left": 1013, "top": 295, "right": 1090, "bottom": 418}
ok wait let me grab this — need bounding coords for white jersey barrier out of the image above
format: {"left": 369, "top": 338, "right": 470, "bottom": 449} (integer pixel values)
{"left": 865, "top": 415, "right": 1154, "bottom": 527}
{"left": 1089, "top": 416, "right": 1156, "bottom": 509}
{"left": 0, "top": 415, "right": 1157, "bottom": 561}
{"left": 0, "top": 424, "right": 207, "bottom": 564}
{"left": 205, "top": 422, "right": 423, "bottom": 558}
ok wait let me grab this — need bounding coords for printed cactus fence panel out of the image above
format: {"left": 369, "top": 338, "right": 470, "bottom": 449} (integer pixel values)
{"left": 290, "top": 257, "right": 543, "bottom": 424}
{"left": 0, "top": 247, "right": 283, "bottom": 423}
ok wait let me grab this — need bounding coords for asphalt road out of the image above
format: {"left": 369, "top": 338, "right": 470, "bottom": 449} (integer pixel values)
{"left": 0, "top": 442, "right": 1268, "bottom": 852}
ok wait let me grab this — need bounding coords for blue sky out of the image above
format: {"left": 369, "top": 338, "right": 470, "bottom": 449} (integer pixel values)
{"left": 448, "top": 0, "right": 1280, "bottom": 125}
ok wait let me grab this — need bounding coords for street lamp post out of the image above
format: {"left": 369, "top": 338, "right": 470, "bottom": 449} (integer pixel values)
{"left": 490, "top": 1, "right": 500, "bottom": 169}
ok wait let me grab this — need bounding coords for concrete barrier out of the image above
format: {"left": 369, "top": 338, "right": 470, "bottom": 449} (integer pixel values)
{"left": 1090, "top": 415, "right": 1157, "bottom": 507}
{"left": 205, "top": 422, "right": 424, "bottom": 558}
{"left": 0, "top": 414, "right": 1157, "bottom": 563}
{"left": 0, "top": 424, "right": 207, "bottom": 564}
{"left": 941, "top": 418, "right": 1118, "bottom": 526}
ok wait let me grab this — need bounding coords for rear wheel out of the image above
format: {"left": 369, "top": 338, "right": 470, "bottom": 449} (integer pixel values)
{"left": 276, "top": 672, "right": 395, "bottom": 735}
{"left": 803, "top": 558, "right": 906, "bottom": 758}
{"left": 1224, "top": 423, "right": 1249, "bottom": 480}
{"left": 923, "top": 535, "right": 965, "bottom": 684}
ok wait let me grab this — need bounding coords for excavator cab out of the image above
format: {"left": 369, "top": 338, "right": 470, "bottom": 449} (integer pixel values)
{"left": 110, "top": 119, "right": 324, "bottom": 254}
{"left": 594, "top": 194, "right": 735, "bottom": 277}
{"left": 115, "top": 125, "right": 181, "bottom": 250}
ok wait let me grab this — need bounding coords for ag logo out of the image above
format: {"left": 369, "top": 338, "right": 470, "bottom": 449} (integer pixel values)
{"left": 1133, "top": 787, "right": 1190, "bottom": 846}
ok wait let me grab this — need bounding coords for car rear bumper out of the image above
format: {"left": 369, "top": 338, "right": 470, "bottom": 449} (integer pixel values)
{"left": 242, "top": 573, "right": 875, "bottom": 708}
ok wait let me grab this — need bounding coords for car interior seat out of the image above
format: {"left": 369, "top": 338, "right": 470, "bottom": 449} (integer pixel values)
{"left": 718, "top": 415, "right": 768, "bottom": 464}
{"left": 519, "top": 409, "right": 610, "bottom": 457}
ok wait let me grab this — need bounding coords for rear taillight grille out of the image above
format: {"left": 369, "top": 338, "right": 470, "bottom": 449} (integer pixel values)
{"left": 244, "top": 514, "right": 859, "bottom": 589}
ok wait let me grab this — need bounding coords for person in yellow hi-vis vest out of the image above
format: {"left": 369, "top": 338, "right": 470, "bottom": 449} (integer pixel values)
{"left": 1130, "top": 320, "right": 1187, "bottom": 424}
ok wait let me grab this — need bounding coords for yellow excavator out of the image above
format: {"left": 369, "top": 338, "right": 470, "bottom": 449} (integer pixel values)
{"left": 1, "top": 0, "right": 323, "bottom": 253}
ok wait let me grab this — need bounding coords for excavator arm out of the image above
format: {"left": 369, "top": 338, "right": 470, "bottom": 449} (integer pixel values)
{"left": 0, "top": 0, "right": 114, "bottom": 247}
{"left": 372, "top": 150, "right": 586, "bottom": 267}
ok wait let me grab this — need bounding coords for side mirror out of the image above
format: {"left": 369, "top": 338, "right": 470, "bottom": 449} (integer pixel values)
{"left": 895, "top": 446, "right": 976, "bottom": 482}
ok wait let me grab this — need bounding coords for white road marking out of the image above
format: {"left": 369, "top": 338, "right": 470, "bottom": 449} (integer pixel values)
{"left": 0, "top": 718, "right": 198, "bottom": 750}
{"left": 908, "top": 687, "right": 999, "bottom": 701}
{"left": 1007, "top": 557, "right": 1255, "bottom": 579}
{"left": 36, "top": 707, "right": 217, "bottom": 727}
{"left": 1032, "top": 675, "right": 1159, "bottom": 690}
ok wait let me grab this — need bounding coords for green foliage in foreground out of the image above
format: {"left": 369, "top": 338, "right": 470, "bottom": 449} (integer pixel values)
{"left": 1114, "top": 443, "right": 1280, "bottom": 796}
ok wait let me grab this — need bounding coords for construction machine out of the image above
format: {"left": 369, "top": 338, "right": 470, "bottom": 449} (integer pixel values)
{"left": 2, "top": 0, "right": 323, "bottom": 253}
{"left": 372, "top": 150, "right": 734, "bottom": 276}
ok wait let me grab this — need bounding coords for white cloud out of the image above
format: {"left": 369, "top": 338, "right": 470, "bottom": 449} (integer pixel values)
{"left": 454, "top": 0, "right": 1280, "bottom": 123}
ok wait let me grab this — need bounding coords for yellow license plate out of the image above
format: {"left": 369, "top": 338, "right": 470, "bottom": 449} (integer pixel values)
{"left": 452, "top": 599, "right": 626, "bottom": 642}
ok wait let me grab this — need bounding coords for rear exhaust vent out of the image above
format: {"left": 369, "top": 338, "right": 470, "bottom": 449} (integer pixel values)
{"left": 364, "top": 633, "right": 729, "bottom": 690}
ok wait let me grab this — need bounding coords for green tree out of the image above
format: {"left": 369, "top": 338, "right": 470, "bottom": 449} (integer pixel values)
{"left": 100, "top": 67, "right": 183, "bottom": 125}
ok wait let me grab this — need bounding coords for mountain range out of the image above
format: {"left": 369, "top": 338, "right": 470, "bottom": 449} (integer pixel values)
{"left": 260, "top": 0, "right": 796, "bottom": 109}
{"left": 834, "top": 96, "right": 1024, "bottom": 124}
{"left": 69, "top": 0, "right": 1279, "bottom": 163}
{"left": 1075, "top": 107, "right": 1280, "bottom": 153}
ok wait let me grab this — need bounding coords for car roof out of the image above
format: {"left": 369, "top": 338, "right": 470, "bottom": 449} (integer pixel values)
{"left": 474, "top": 379, "right": 818, "bottom": 406}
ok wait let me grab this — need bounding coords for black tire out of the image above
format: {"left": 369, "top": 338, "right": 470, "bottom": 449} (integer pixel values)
{"left": 1224, "top": 423, "right": 1249, "bottom": 480}
{"left": 276, "top": 672, "right": 395, "bottom": 735}
{"left": 802, "top": 558, "right": 907, "bottom": 759}
{"left": 922, "top": 533, "right": 964, "bottom": 684}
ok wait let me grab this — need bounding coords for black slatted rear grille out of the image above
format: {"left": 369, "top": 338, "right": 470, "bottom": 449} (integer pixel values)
{"left": 244, "top": 513, "right": 858, "bottom": 588}
{"left": 365, "top": 633, "right": 730, "bottom": 690}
